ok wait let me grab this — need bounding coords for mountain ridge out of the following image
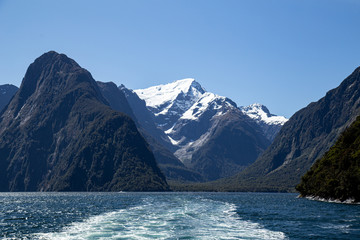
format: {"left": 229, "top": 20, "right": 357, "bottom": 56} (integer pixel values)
{"left": 135, "top": 79, "right": 287, "bottom": 142}
{"left": 240, "top": 103, "right": 288, "bottom": 141}
{"left": 132, "top": 78, "right": 285, "bottom": 181}
{"left": 99, "top": 82, "right": 203, "bottom": 182}
{"left": 0, "top": 51, "right": 169, "bottom": 191}
{"left": 134, "top": 78, "right": 206, "bottom": 131}
{"left": 219, "top": 66, "right": 360, "bottom": 191}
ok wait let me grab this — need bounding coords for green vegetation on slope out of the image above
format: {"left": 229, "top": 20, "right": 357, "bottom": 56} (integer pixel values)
{"left": 296, "top": 116, "right": 360, "bottom": 202}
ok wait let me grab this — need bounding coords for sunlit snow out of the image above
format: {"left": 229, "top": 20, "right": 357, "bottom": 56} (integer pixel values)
{"left": 241, "top": 103, "right": 288, "bottom": 125}
{"left": 134, "top": 78, "right": 205, "bottom": 110}
{"left": 134, "top": 79, "right": 288, "bottom": 150}
{"left": 180, "top": 92, "right": 232, "bottom": 120}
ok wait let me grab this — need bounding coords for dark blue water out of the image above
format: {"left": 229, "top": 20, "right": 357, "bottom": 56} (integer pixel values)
{"left": 0, "top": 192, "right": 359, "bottom": 239}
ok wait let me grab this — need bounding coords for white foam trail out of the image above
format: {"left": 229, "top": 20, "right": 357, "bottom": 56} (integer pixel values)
{"left": 305, "top": 196, "right": 360, "bottom": 205}
{"left": 34, "top": 196, "right": 286, "bottom": 240}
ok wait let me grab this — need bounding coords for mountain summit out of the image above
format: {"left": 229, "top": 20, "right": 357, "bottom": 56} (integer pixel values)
{"left": 135, "top": 78, "right": 206, "bottom": 131}
{"left": 132, "top": 79, "right": 285, "bottom": 181}
{"left": 240, "top": 103, "right": 288, "bottom": 141}
{"left": 0, "top": 51, "right": 168, "bottom": 191}
{"left": 99, "top": 82, "right": 202, "bottom": 182}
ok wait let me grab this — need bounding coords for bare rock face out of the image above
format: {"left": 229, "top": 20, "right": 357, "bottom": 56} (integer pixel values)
{"left": 0, "top": 51, "right": 169, "bottom": 191}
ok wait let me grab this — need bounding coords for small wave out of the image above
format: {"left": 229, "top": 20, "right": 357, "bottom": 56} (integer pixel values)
{"left": 318, "top": 223, "right": 351, "bottom": 234}
{"left": 34, "top": 196, "right": 286, "bottom": 240}
{"left": 305, "top": 196, "right": 360, "bottom": 205}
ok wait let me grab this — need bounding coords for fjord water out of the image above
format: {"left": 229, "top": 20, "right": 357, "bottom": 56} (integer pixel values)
{"left": 1, "top": 193, "right": 359, "bottom": 239}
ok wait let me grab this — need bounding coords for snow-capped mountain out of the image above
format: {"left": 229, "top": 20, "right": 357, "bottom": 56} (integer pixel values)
{"left": 241, "top": 103, "right": 288, "bottom": 125}
{"left": 135, "top": 79, "right": 287, "bottom": 144}
{"left": 179, "top": 92, "right": 237, "bottom": 121}
{"left": 96, "top": 81, "right": 203, "bottom": 182}
{"left": 240, "top": 103, "right": 288, "bottom": 141}
{"left": 165, "top": 92, "right": 239, "bottom": 165}
{"left": 132, "top": 79, "right": 286, "bottom": 180}
{"left": 134, "top": 78, "right": 206, "bottom": 131}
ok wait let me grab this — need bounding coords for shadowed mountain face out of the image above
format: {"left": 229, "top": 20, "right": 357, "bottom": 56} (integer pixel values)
{"left": 133, "top": 79, "right": 274, "bottom": 181}
{"left": 0, "top": 51, "right": 169, "bottom": 191}
{"left": 98, "top": 82, "right": 202, "bottom": 182}
{"left": 224, "top": 66, "right": 360, "bottom": 191}
{"left": 120, "top": 85, "right": 177, "bottom": 152}
{"left": 0, "top": 84, "right": 18, "bottom": 112}
{"left": 96, "top": 81, "right": 135, "bottom": 120}
{"left": 188, "top": 109, "right": 271, "bottom": 181}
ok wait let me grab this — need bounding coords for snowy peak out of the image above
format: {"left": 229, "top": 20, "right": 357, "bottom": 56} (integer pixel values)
{"left": 130, "top": 78, "right": 286, "bottom": 180}
{"left": 134, "top": 79, "right": 287, "bottom": 142}
{"left": 241, "top": 103, "right": 288, "bottom": 126}
{"left": 245, "top": 103, "right": 271, "bottom": 116}
{"left": 134, "top": 78, "right": 205, "bottom": 111}
{"left": 134, "top": 78, "right": 207, "bottom": 130}
{"left": 180, "top": 92, "right": 237, "bottom": 121}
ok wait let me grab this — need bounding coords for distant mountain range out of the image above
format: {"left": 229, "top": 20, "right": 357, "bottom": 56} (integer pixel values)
{"left": 132, "top": 79, "right": 287, "bottom": 181}
{"left": 0, "top": 73, "right": 288, "bottom": 184}
{"left": 0, "top": 51, "right": 169, "bottom": 191}
{"left": 3, "top": 51, "right": 357, "bottom": 195}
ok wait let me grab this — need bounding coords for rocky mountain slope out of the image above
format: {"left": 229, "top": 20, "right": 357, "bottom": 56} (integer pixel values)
{"left": 134, "top": 79, "right": 286, "bottom": 181}
{"left": 120, "top": 84, "right": 176, "bottom": 152}
{"left": 0, "top": 51, "right": 169, "bottom": 191}
{"left": 98, "top": 82, "right": 202, "bottom": 182}
{"left": 296, "top": 115, "right": 360, "bottom": 203}
{"left": 223, "top": 66, "right": 360, "bottom": 191}
{"left": 240, "top": 103, "right": 288, "bottom": 141}
{"left": 134, "top": 79, "right": 206, "bottom": 132}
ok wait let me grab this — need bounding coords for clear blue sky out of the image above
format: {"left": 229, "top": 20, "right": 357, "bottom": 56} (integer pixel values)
{"left": 0, "top": 0, "right": 359, "bottom": 118}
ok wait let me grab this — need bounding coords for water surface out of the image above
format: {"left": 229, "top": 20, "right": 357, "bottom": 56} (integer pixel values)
{"left": 0, "top": 192, "right": 359, "bottom": 239}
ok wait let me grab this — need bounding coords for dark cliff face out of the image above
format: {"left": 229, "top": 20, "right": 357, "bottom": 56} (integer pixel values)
{"left": 225, "top": 66, "right": 360, "bottom": 191}
{"left": 96, "top": 81, "right": 136, "bottom": 120}
{"left": 0, "top": 51, "right": 169, "bottom": 191}
{"left": 120, "top": 85, "right": 176, "bottom": 152}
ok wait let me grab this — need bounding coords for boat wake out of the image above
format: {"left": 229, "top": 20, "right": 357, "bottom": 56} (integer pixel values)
{"left": 34, "top": 195, "right": 286, "bottom": 239}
